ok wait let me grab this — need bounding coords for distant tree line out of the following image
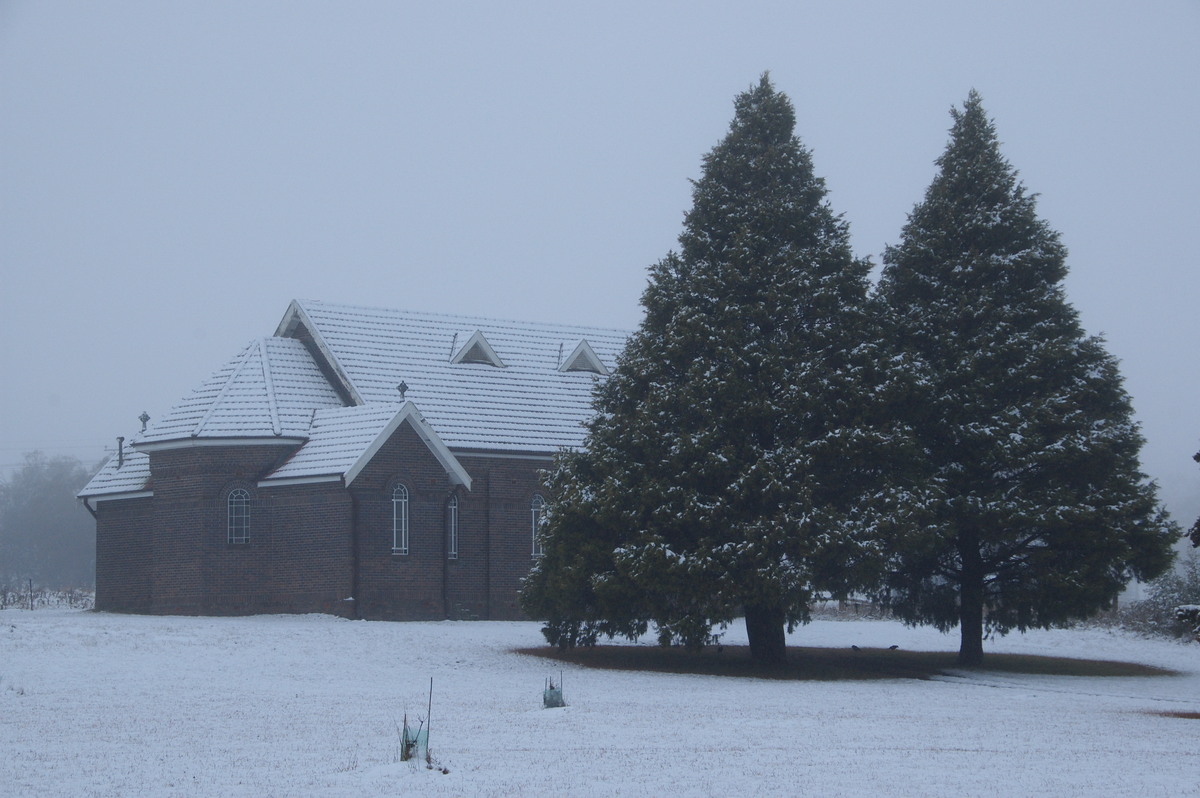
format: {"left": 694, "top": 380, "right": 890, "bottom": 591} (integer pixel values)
{"left": 521, "top": 76, "right": 1180, "bottom": 667}
{"left": 0, "top": 451, "right": 96, "bottom": 589}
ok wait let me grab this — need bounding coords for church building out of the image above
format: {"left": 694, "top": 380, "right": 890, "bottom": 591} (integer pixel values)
{"left": 78, "top": 300, "right": 624, "bottom": 620}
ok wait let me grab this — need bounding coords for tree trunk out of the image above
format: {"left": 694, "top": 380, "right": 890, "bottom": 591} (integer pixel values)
{"left": 958, "top": 551, "right": 985, "bottom": 667}
{"left": 744, "top": 603, "right": 787, "bottom": 666}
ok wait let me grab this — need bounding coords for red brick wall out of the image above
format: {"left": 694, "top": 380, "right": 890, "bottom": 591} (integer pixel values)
{"left": 455, "top": 453, "right": 553, "bottom": 621}
{"left": 350, "top": 420, "right": 458, "bottom": 620}
{"left": 263, "top": 482, "right": 354, "bottom": 616}
{"left": 92, "top": 431, "right": 553, "bottom": 622}
{"left": 147, "top": 444, "right": 298, "bottom": 615}
{"left": 94, "top": 496, "right": 153, "bottom": 612}
{"left": 344, "top": 421, "right": 552, "bottom": 622}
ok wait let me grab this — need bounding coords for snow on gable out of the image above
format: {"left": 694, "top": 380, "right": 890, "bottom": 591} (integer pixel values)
{"left": 274, "top": 300, "right": 363, "bottom": 406}
{"left": 282, "top": 301, "right": 629, "bottom": 452}
{"left": 450, "top": 330, "right": 506, "bottom": 368}
{"left": 261, "top": 401, "right": 471, "bottom": 489}
{"left": 559, "top": 339, "right": 610, "bottom": 376}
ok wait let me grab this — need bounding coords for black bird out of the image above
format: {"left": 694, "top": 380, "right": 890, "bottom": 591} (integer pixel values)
{"left": 851, "top": 645, "right": 861, "bottom": 651}
{"left": 888, "top": 645, "right": 899, "bottom": 650}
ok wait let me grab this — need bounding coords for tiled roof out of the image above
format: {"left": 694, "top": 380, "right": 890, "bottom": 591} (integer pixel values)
{"left": 78, "top": 447, "right": 151, "bottom": 498}
{"left": 280, "top": 300, "right": 627, "bottom": 452}
{"left": 136, "top": 337, "right": 345, "bottom": 444}
{"left": 80, "top": 301, "right": 628, "bottom": 500}
{"left": 262, "top": 402, "right": 471, "bottom": 488}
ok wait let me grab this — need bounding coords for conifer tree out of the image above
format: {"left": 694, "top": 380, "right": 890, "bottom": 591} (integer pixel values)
{"left": 522, "top": 75, "right": 900, "bottom": 665}
{"left": 873, "top": 91, "right": 1177, "bottom": 666}
{"left": 1191, "top": 449, "right": 1200, "bottom": 548}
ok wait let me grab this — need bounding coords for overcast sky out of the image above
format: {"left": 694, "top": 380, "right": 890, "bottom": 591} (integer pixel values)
{"left": 2, "top": 1, "right": 1198, "bottom": 526}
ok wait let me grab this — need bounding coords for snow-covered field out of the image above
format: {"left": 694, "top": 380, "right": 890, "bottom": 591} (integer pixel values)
{"left": 2, "top": 609, "right": 1197, "bottom": 797}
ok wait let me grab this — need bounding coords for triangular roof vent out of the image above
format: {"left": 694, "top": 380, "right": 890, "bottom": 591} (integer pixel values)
{"left": 559, "top": 339, "right": 609, "bottom": 376}
{"left": 450, "top": 330, "right": 506, "bottom": 368}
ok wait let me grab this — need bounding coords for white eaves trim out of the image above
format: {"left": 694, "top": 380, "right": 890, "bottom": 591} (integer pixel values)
{"left": 344, "top": 401, "right": 473, "bottom": 490}
{"left": 453, "top": 450, "right": 556, "bottom": 462}
{"left": 86, "top": 490, "right": 154, "bottom": 504}
{"left": 275, "top": 300, "right": 367, "bottom": 405}
{"left": 559, "top": 339, "right": 610, "bottom": 376}
{"left": 258, "top": 474, "right": 342, "bottom": 489}
{"left": 134, "top": 437, "right": 308, "bottom": 453}
{"left": 450, "top": 330, "right": 506, "bottom": 368}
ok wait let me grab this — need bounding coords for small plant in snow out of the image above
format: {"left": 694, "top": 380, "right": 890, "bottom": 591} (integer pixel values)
{"left": 543, "top": 673, "right": 566, "bottom": 708}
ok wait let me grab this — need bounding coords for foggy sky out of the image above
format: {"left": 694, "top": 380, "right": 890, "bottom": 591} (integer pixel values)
{"left": 2, "top": 1, "right": 1197, "bottom": 527}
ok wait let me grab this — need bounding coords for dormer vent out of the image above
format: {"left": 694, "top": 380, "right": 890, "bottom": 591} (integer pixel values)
{"left": 450, "top": 330, "right": 506, "bottom": 368}
{"left": 559, "top": 339, "right": 609, "bottom": 376}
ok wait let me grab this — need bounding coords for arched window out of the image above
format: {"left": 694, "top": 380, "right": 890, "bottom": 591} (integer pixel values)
{"left": 227, "top": 488, "right": 250, "bottom": 544}
{"left": 531, "top": 493, "right": 546, "bottom": 557}
{"left": 446, "top": 494, "right": 459, "bottom": 560}
{"left": 392, "top": 484, "right": 409, "bottom": 555}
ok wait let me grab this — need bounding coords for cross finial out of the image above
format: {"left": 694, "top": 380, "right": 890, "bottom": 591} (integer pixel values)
{"left": 139, "top": 411, "right": 150, "bottom": 432}
{"left": 397, "top": 381, "right": 408, "bottom": 400}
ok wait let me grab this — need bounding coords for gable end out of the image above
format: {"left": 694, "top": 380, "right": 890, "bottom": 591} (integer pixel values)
{"left": 559, "top": 339, "right": 610, "bottom": 376}
{"left": 450, "top": 330, "right": 506, "bottom": 368}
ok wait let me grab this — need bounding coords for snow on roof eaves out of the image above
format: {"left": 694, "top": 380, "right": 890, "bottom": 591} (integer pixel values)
{"left": 275, "top": 300, "right": 365, "bottom": 405}
{"left": 136, "top": 337, "right": 345, "bottom": 447}
{"left": 261, "top": 402, "right": 472, "bottom": 490}
{"left": 78, "top": 447, "right": 151, "bottom": 498}
{"left": 287, "top": 300, "right": 627, "bottom": 452}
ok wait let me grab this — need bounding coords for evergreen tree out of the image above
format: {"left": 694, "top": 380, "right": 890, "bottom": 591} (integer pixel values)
{"left": 1191, "top": 449, "right": 1200, "bottom": 548}
{"left": 873, "top": 91, "right": 1178, "bottom": 666}
{"left": 522, "top": 75, "right": 900, "bottom": 665}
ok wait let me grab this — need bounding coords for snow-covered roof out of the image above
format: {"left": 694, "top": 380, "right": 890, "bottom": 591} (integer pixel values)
{"left": 80, "top": 300, "right": 627, "bottom": 500}
{"left": 277, "top": 300, "right": 626, "bottom": 452}
{"left": 261, "top": 402, "right": 471, "bottom": 489}
{"left": 79, "top": 447, "right": 151, "bottom": 499}
{"left": 135, "top": 337, "right": 345, "bottom": 445}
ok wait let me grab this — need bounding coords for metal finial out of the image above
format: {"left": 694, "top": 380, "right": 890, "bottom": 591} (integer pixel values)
{"left": 397, "top": 381, "right": 408, "bottom": 400}
{"left": 139, "top": 411, "right": 150, "bottom": 432}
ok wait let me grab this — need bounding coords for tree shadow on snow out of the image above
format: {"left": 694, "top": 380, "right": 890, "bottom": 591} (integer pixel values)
{"left": 517, "top": 644, "right": 1178, "bottom": 681}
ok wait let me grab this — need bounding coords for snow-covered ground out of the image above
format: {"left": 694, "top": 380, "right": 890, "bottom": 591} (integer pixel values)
{"left": 2, "top": 609, "right": 1197, "bottom": 797}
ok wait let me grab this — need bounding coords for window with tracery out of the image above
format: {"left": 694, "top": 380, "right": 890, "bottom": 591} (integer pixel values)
{"left": 227, "top": 488, "right": 250, "bottom": 544}
{"left": 447, "top": 494, "right": 459, "bottom": 559}
{"left": 392, "top": 484, "right": 410, "bottom": 555}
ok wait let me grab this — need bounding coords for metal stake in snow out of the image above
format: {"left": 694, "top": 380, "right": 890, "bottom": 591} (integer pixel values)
{"left": 543, "top": 670, "right": 565, "bottom": 708}
{"left": 400, "top": 678, "right": 435, "bottom": 763}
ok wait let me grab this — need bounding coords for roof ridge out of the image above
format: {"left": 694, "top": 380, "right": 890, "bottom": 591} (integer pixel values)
{"left": 260, "top": 337, "right": 282, "bottom": 436}
{"left": 297, "top": 298, "right": 630, "bottom": 336}
{"left": 279, "top": 300, "right": 365, "bottom": 406}
{"left": 192, "top": 340, "right": 259, "bottom": 438}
